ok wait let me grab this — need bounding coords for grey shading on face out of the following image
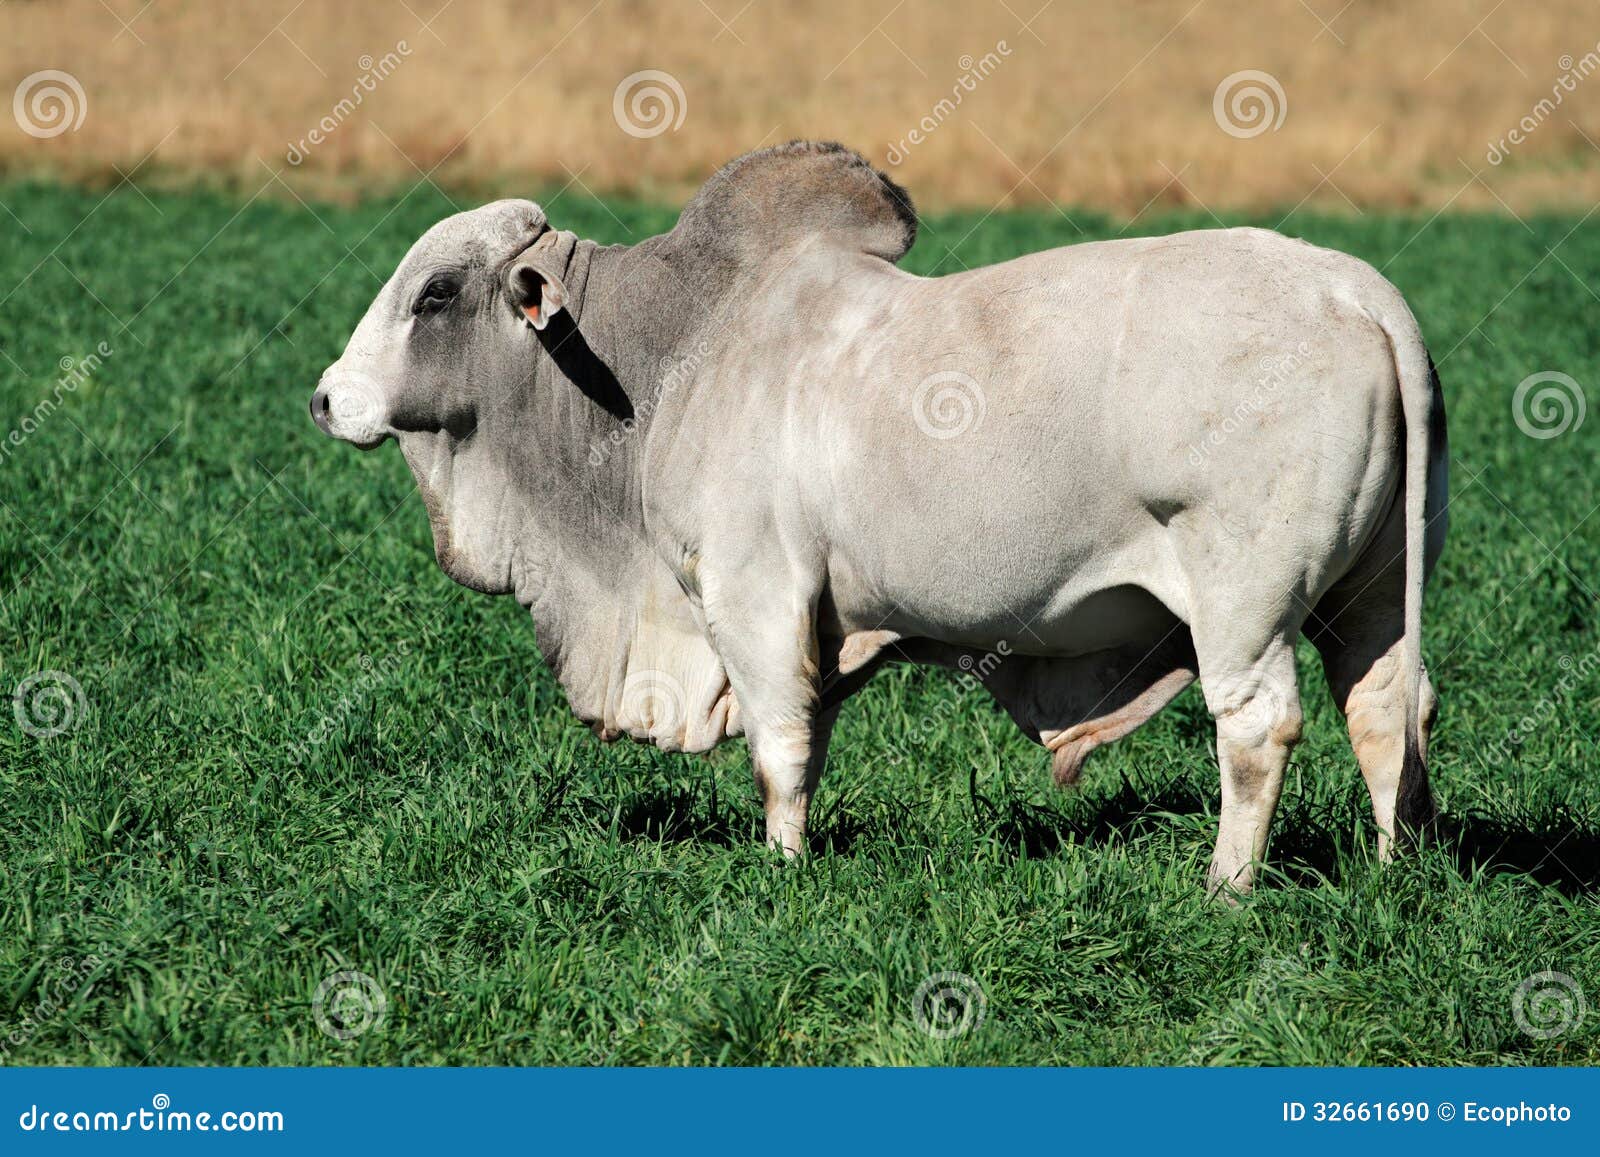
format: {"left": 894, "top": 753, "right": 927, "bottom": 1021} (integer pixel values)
{"left": 310, "top": 199, "right": 561, "bottom": 449}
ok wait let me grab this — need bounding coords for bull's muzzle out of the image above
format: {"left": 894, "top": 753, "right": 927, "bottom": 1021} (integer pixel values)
{"left": 308, "top": 367, "right": 389, "bottom": 449}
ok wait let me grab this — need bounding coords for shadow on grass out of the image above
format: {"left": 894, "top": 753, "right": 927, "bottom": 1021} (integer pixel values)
{"left": 981, "top": 777, "right": 1209, "bottom": 856}
{"left": 962, "top": 777, "right": 1600, "bottom": 895}
{"left": 612, "top": 777, "right": 1600, "bottom": 894}
{"left": 612, "top": 786, "right": 748, "bottom": 847}
{"left": 1446, "top": 808, "right": 1600, "bottom": 895}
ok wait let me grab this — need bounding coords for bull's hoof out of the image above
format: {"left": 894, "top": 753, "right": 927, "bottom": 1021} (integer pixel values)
{"left": 1205, "top": 862, "right": 1255, "bottom": 905}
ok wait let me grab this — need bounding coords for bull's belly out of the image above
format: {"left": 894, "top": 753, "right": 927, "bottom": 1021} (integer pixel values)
{"left": 824, "top": 529, "right": 1185, "bottom": 659}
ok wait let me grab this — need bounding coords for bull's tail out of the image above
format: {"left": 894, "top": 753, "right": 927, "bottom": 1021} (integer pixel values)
{"left": 1365, "top": 294, "right": 1440, "bottom": 834}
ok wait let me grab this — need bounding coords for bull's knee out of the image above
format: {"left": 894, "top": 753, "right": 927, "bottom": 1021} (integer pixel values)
{"left": 1215, "top": 692, "right": 1303, "bottom": 767}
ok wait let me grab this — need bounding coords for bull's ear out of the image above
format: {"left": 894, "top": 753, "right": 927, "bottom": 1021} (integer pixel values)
{"left": 506, "top": 238, "right": 568, "bottom": 331}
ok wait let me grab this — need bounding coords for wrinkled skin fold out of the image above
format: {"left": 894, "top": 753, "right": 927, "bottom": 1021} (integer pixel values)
{"left": 311, "top": 141, "right": 1448, "bottom": 895}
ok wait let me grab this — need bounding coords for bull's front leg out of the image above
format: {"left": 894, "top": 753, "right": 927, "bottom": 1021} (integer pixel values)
{"left": 761, "top": 703, "right": 838, "bottom": 855}
{"left": 702, "top": 582, "right": 828, "bottom": 856}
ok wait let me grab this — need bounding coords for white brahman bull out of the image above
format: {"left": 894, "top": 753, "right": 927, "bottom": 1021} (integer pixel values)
{"left": 311, "top": 141, "right": 1447, "bottom": 893}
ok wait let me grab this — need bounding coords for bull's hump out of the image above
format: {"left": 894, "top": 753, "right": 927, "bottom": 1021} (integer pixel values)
{"left": 675, "top": 141, "right": 917, "bottom": 265}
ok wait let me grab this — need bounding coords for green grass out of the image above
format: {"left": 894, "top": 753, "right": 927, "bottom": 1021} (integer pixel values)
{"left": 1, "top": 178, "right": 1597, "bottom": 1067}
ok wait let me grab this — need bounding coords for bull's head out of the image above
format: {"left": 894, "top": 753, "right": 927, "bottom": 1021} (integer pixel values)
{"left": 310, "top": 198, "right": 569, "bottom": 451}
{"left": 309, "top": 199, "right": 577, "bottom": 594}
{"left": 309, "top": 196, "right": 739, "bottom": 752}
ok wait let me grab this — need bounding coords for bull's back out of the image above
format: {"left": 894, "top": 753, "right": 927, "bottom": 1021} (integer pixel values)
{"left": 808, "top": 228, "right": 1406, "bottom": 644}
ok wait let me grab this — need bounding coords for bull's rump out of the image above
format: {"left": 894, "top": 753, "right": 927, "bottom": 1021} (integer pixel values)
{"left": 810, "top": 227, "right": 1407, "bottom": 651}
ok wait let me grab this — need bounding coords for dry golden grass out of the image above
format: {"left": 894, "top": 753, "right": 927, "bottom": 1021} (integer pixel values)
{"left": 6, "top": 0, "right": 1600, "bottom": 212}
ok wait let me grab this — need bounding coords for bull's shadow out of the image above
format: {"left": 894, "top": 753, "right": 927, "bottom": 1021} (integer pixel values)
{"left": 965, "top": 779, "right": 1600, "bottom": 895}
{"left": 612, "top": 784, "right": 748, "bottom": 848}
{"left": 1444, "top": 808, "right": 1600, "bottom": 895}
{"left": 609, "top": 768, "right": 1600, "bottom": 895}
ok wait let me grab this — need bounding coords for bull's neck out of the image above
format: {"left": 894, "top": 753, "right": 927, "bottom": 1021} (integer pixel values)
{"left": 524, "top": 236, "right": 718, "bottom": 509}
{"left": 505, "top": 234, "right": 726, "bottom": 732}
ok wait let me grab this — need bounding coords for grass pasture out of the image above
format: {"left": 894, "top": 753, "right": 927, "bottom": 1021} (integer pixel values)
{"left": 1, "top": 179, "right": 1598, "bottom": 1066}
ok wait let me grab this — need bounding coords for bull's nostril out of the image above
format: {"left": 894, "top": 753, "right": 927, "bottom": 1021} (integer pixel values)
{"left": 310, "top": 387, "right": 333, "bottom": 434}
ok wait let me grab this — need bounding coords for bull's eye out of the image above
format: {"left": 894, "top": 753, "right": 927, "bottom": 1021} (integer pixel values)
{"left": 412, "top": 276, "right": 460, "bottom": 316}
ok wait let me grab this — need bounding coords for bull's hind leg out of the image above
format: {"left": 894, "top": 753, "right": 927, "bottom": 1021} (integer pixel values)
{"left": 1310, "top": 573, "right": 1437, "bottom": 860}
{"left": 1195, "top": 631, "right": 1304, "bottom": 896}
